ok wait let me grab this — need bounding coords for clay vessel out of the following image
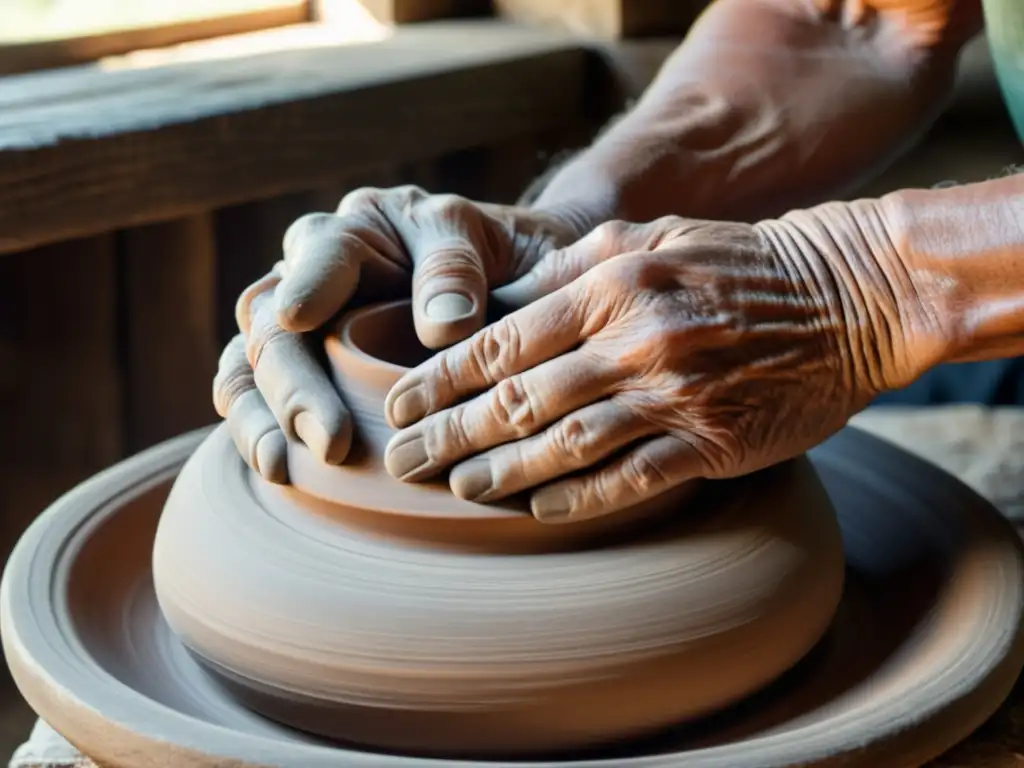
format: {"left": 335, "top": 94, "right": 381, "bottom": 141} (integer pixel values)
{"left": 151, "top": 300, "right": 847, "bottom": 757}
{"left": 6, "top": 426, "right": 1024, "bottom": 767}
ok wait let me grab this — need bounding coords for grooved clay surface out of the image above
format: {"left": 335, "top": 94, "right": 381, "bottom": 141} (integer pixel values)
{"left": 4, "top": 417, "right": 1024, "bottom": 767}
{"left": 151, "top": 301, "right": 848, "bottom": 756}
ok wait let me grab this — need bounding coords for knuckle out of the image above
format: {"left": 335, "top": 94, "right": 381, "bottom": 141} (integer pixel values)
{"left": 245, "top": 320, "right": 291, "bottom": 371}
{"left": 647, "top": 216, "right": 696, "bottom": 249}
{"left": 470, "top": 318, "right": 523, "bottom": 381}
{"left": 414, "top": 246, "right": 482, "bottom": 283}
{"left": 589, "top": 256, "right": 640, "bottom": 292}
{"left": 431, "top": 351, "right": 459, "bottom": 400}
{"left": 339, "top": 186, "right": 380, "bottom": 207}
{"left": 234, "top": 273, "right": 278, "bottom": 335}
{"left": 621, "top": 453, "right": 667, "bottom": 496}
{"left": 427, "top": 408, "right": 471, "bottom": 460}
{"left": 550, "top": 417, "right": 592, "bottom": 464}
{"left": 592, "top": 220, "right": 627, "bottom": 245}
{"left": 421, "top": 193, "right": 471, "bottom": 219}
{"left": 490, "top": 377, "right": 538, "bottom": 436}
{"left": 393, "top": 184, "right": 427, "bottom": 201}
{"left": 213, "top": 363, "right": 254, "bottom": 419}
{"left": 336, "top": 185, "right": 427, "bottom": 217}
{"left": 284, "top": 212, "right": 340, "bottom": 251}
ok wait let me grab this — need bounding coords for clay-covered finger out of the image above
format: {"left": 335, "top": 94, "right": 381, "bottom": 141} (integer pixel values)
{"left": 246, "top": 286, "right": 353, "bottom": 465}
{"left": 493, "top": 220, "right": 663, "bottom": 307}
{"left": 384, "top": 286, "right": 587, "bottom": 429}
{"left": 405, "top": 195, "right": 492, "bottom": 349}
{"left": 213, "top": 335, "right": 288, "bottom": 483}
{"left": 383, "top": 349, "right": 614, "bottom": 483}
{"left": 410, "top": 243, "right": 488, "bottom": 350}
{"left": 277, "top": 213, "right": 406, "bottom": 333}
{"left": 530, "top": 435, "right": 704, "bottom": 523}
{"left": 235, "top": 267, "right": 283, "bottom": 337}
{"left": 448, "top": 400, "right": 658, "bottom": 502}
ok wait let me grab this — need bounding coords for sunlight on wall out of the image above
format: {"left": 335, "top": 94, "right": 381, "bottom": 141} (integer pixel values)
{"left": 0, "top": 0, "right": 303, "bottom": 43}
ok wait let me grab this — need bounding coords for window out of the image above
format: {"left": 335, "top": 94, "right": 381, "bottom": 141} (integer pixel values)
{"left": 1, "top": 0, "right": 310, "bottom": 43}
{"left": 0, "top": 0, "right": 313, "bottom": 74}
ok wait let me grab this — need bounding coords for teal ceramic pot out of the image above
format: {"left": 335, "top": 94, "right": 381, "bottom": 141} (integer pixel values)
{"left": 984, "top": 0, "right": 1024, "bottom": 143}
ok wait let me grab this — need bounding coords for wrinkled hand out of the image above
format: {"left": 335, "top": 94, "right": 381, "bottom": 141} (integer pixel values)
{"left": 382, "top": 214, "right": 920, "bottom": 523}
{"left": 213, "top": 185, "right": 585, "bottom": 483}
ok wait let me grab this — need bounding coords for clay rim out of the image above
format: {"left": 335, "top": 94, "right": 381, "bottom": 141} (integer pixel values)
{"left": 4, "top": 426, "right": 1024, "bottom": 767}
{"left": 329, "top": 299, "right": 425, "bottom": 377}
{"left": 307, "top": 298, "right": 699, "bottom": 533}
{"left": 291, "top": 297, "right": 532, "bottom": 522}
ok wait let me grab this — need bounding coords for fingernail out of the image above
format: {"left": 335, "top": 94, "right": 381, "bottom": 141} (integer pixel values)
{"left": 531, "top": 488, "right": 573, "bottom": 523}
{"left": 275, "top": 292, "right": 304, "bottom": 327}
{"left": 424, "top": 292, "right": 475, "bottom": 322}
{"left": 294, "top": 412, "right": 330, "bottom": 461}
{"left": 321, "top": 415, "right": 353, "bottom": 465}
{"left": 390, "top": 384, "right": 428, "bottom": 426}
{"left": 384, "top": 431, "right": 430, "bottom": 481}
{"left": 450, "top": 459, "right": 494, "bottom": 502}
{"left": 255, "top": 430, "right": 288, "bottom": 484}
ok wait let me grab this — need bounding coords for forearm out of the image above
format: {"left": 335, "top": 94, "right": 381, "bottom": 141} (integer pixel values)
{"left": 532, "top": 0, "right": 981, "bottom": 227}
{"left": 880, "top": 174, "right": 1024, "bottom": 364}
{"left": 761, "top": 174, "right": 1024, "bottom": 396}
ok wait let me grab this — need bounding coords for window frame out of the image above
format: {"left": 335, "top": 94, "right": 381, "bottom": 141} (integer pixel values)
{"left": 0, "top": 1, "right": 311, "bottom": 76}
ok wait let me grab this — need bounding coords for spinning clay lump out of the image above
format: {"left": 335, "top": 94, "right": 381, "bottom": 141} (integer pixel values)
{"left": 3, "top": 354, "right": 1023, "bottom": 766}
{"left": 152, "top": 300, "right": 847, "bottom": 756}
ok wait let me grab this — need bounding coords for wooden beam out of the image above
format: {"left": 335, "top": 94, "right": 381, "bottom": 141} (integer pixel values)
{"left": 492, "top": 0, "right": 706, "bottom": 39}
{"left": 0, "top": 21, "right": 586, "bottom": 256}
{"left": 121, "top": 215, "right": 219, "bottom": 452}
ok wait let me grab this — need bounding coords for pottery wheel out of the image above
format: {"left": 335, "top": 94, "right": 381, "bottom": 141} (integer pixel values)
{"left": 4, "top": 425, "right": 1024, "bottom": 768}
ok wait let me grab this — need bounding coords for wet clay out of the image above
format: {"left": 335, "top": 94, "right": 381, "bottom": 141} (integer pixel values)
{"left": 3, "top": 426, "right": 1023, "bottom": 767}
{"left": 150, "top": 301, "right": 846, "bottom": 755}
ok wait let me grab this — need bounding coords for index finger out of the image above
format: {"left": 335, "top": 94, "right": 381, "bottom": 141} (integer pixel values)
{"left": 384, "top": 284, "right": 588, "bottom": 429}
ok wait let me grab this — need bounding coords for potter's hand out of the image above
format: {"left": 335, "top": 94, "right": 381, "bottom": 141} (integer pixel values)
{"left": 213, "top": 186, "right": 587, "bottom": 483}
{"left": 382, "top": 211, "right": 932, "bottom": 522}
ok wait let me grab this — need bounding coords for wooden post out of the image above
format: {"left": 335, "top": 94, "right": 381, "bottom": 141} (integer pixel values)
{"left": 0, "top": 235, "right": 121, "bottom": 564}
{"left": 492, "top": 0, "right": 706, "bottom": 38}
{"left": 121, "top": 215, "right": 219, "bottom": 453}
{"left": 214, "top": 194, "right": 317, "bottom": 347}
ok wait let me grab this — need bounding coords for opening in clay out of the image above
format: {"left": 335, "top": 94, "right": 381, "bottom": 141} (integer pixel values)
{"left": 344, "top": 302, "right": 432, "bottom": 369}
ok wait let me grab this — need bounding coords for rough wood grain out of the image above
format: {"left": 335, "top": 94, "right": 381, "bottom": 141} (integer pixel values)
{"left": 0, "top": 21, "right": 586, "bottom": 256}
{"left": 121, "top": 215, "right": 219, "bottom": 453}
{"left": 492, "top": 0, "right": 706, "bottom": 38}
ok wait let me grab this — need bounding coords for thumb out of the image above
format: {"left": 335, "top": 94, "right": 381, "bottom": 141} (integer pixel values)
{"left": 410, "top": 240, "right": 488, "bottom": 350}
{"left": 493, "top": 220, "right": 647, "bottom": 307}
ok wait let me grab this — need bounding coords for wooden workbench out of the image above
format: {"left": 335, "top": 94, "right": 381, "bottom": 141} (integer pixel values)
{"left": 9, "top": 405, "right": 1024, "bottom": 768}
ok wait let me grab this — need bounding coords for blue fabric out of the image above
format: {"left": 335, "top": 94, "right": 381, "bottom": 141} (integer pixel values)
{"left": 873, "top": 359, "right": 1024, "bottom": 406}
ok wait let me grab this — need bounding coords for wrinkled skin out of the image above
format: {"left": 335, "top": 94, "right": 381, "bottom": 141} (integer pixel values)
{"left": 381, "top": 216, "right": 917, "bottom": 523}
{"left": 212, "top": 0, "right": 976, "bottom": 494}
{"left": 213, "top": 185, "right": 584, "bottom": 482}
